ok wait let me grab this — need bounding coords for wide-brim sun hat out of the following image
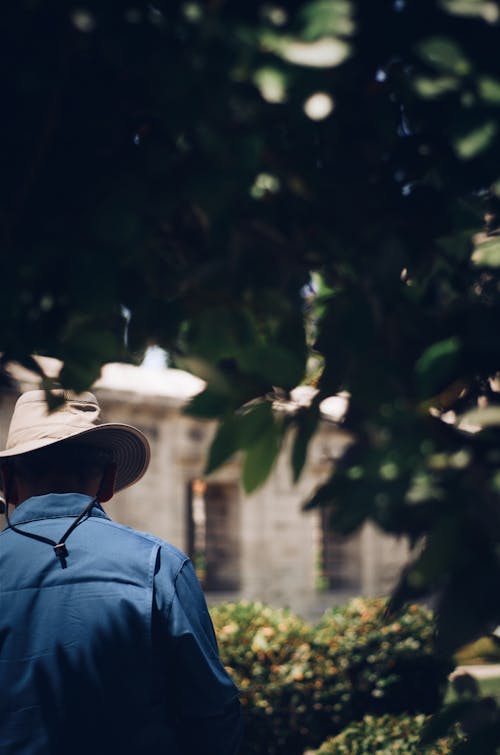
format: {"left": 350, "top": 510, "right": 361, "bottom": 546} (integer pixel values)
{"left": 0, "top": 390, "right": 150, "bottom": 493}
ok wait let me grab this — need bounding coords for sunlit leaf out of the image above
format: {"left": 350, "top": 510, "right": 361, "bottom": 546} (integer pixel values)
{"left": 253, "top": 67, "right": 288, "bottom": 103}
{"left": 454, "top": 120, "right": 498, "bottom": 159}
{"left": 478, "top": 76, "right": 500, "bottom": 104}
{"left": 439, "top": 0, "right": 500, "bottom": 23}
{"left": 471, "top": 236, "right": 500, "bottom": 266}
{"left": 460, "top": 405, "right": 500, "bottom": 428}
{"left": 417, "top": 36, "right": 471, "bottom": 76}
{"left": 413, "top": 75, "right": 459, "bottom": 99}
{"left": 298, "top": 0, "right": 355, "bottom": 40}
{"left": 262, "top": 32, "right": 350, "bottom": 67}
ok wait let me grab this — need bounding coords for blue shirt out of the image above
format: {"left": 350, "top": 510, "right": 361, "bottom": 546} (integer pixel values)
{"left": 0, "top": 494, "right": 242, "bottom": 754}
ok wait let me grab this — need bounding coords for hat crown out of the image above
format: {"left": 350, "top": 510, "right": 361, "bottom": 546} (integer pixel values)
{"left": 7, "top": 391, "right": 101, "bottom": 450}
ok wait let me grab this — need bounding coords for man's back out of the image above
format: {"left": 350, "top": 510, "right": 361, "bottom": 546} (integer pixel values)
{"left": 0, "top": 493, "right": 240, "bottom": 754}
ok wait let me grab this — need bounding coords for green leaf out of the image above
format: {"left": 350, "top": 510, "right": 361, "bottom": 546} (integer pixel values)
{"left": 205, "top": 415, "right": 241, "bottom": 474}
{"left": 238, "top": 345, "right": 305, "bottom": 389}
{"left": 439, "top": 0, "right": 500, "bottom": 22}
{"left": 184, "top": 388, "right": 235, "bottom": 419}
{"left": 262, "top": 31, "right": 350, "bottom": 68}
{"left": 471, "top": 236, "right": 500, "bottom": 266}
{"left": 406, "top": 516, "right": 461, "bottom": 591}
{"left": 413, "top": 75, "right": 459, "bottom": 99}
{"left": 454, "top": 121, "right": 498, "bottom": 160}
{"left": 298, "top": 1, "right": 355, "bottom": 40}
{"left": 183, "top": 307, "right": 256, "bottom": 362}
{"left": 302, "top": 479, "right": 336, "bottom": 511}
{"left": 291, "top": 404, "right": 320, "bottom": 482}
{"left": 242, "top": 420, "right": 284, "bottom": 493}
{"left": 415, "top": 336, "right": 462, "bottom": 397}
{"left": 478, "top": 76, "right": 500, "bottom": 104}
{"left": 175, "top": 356, "right": 234, "bottom": 394}
{"left": 237, "top": 401, "right": 274, "bottom": 449}
{"left": 417, "top": 36, "right": 471, "bottom": 76}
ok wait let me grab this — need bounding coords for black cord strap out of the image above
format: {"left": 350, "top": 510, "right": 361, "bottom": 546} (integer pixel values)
{"left": 4, "top": 497, "right": 98, "bottom": 568}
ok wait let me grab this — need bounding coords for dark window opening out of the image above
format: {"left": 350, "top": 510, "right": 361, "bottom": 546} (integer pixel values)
{"left": 317, "top": 508, "right": 362, "bottom": 591}
{"left": 187, "top": 479, "right": 241, "bottom": 591}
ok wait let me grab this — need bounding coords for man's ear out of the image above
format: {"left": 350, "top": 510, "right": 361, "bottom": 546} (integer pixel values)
{"left": 0, "top": 462, "right": 19, "bottom": 506}
{"left": 97, "top": 462, "right": 118, "bottom": 503}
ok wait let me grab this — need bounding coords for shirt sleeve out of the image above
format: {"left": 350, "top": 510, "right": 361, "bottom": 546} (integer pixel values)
{"left": 153, "top": 550, "right": 243, "bottom": 755}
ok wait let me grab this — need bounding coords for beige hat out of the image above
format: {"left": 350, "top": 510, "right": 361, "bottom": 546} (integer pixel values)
{"left": 0, "top": 391, "right": 150, "bottom": 492}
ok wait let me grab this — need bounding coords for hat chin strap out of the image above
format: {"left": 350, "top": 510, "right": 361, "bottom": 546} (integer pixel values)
{"left": 3, "top": 495, "right": 99, "bottom": 569}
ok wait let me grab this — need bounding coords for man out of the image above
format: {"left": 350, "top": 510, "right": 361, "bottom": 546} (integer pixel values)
{"left": 0, "top": 390, "right": 242, "bottom": 755}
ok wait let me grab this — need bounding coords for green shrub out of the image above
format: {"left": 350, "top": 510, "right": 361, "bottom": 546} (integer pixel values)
{"left": 211, "top": 598, "right": 453, "bottom": 755}
{"left": 315, "top": 713, "right": 464, "bottom": 754}
{"left": 211, "top": 601, "right": 315, "bottom": 755}
{"left": 313, "top": 598, "right": 452, "bottom": 720}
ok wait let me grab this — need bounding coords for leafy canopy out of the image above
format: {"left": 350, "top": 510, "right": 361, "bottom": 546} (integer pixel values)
{"left": 3, "top": 1, "right": 500, "bottom": 711}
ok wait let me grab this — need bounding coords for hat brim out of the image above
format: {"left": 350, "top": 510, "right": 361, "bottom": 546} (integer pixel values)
{"left": 0, "top": 424, "right": 150, "bottom": 493}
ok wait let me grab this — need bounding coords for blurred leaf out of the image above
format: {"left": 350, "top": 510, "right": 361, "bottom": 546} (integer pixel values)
{"left": 407, "top": 516, "right": 461, "bottom": 590}
{"left": 415, "top": 336, "right": 462, "bottom": 397}
{"left": 237, "top": 401, "right": 274, "bottom": 449}
{"left": 439, "top": 0, "right": 500, "bottom": 22}
{"left": 417, "top": 36, "right": 471, "bottom": 76}
{"left": 421, "top": 700, "right": 480, "bottom": 744}
{"left": 471, "top": 236, "right": 500, "bottom": 266}
{"left": 238, "top": 345, "right": 305, "bottom": 389}
{"left": 478, "top": 76, "right": 500, "bottom": 104}
{"left": 303, "top": 478, "right": 336, "bottom": 511}
{"left": 298, "top": 0, "right": 355, "bottom": 39}
{"left": 175, "top": 356, "right": 234, "bottom": 394}
{"left": 454, "top": 120, "right": 498, "bottom": 160}
{"left": 184, "top": 388, "right": 235, "bottom": 419}
{"left": 262, "top": 32, "right": 350, "bottom": 68}
{"left": 413, "top": 75, "right": 459, "bottom": 99}
{"left": 291, "top": 403, "right": 321, "bottom": 482}
{"left": 205, "top": 414, "right": 241, "bottom": 474}
{"left": 253, "top": 67, "right": 288, "bottom": 104}
{"left": 460, "top": 405, "right": 500, "bottom": 428}
{"left": 183, "top": 307, "right": 256, "bottom": 362}
{"left": 242, "top": 419, "right": 285, "bottom": 493}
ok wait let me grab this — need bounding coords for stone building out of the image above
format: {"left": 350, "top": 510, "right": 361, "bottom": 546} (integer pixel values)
{"left": 0, "top": 359, "right": 409, "bottom": 620}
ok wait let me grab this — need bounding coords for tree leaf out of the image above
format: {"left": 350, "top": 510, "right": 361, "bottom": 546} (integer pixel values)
{"left": 415, "top": 336, "right": 462, "bottom": 397}
{"left": 242, "top": 420, "right": 285, "bottom": 493}
{"left": 413, "top": 75, "right": 459, "bottom": 99}
{"left": 205, "top": 414, "right": 241, "bottom": 474}
{"left": 454, "top": 121, "right": 498, "bottom": 160}
{"left": 291, "top": 403, "right": 320, "bottom": 482}
{"left": 439, "top": 0, "right": 499, "bottom": 22}
{"left": 417, "top": 36, "right": 471, "bottom": 76}
{"left": 238, "top": 345, "right": 305, "bottom": 389}
{"left": 237, "top": 401, "right": 274, "bottom": 449}
{"left": 460, "top": 405, "right": 500, "bottom": 428}
{"left": 184, "top": 388, "right": 235, "bottom": 419}
{"left": 471, "top": 236, "right": 500, "bottom": 267}
{"left": 298, "top": 0, "right": 355, "bottom": 39}
{"left": 478, "top": 76, "right": 500, "bottom": 104}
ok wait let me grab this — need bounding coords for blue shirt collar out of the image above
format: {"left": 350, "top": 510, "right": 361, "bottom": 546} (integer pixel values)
{"left": 4, "top": 493, "right": 110, "bottom": 528}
